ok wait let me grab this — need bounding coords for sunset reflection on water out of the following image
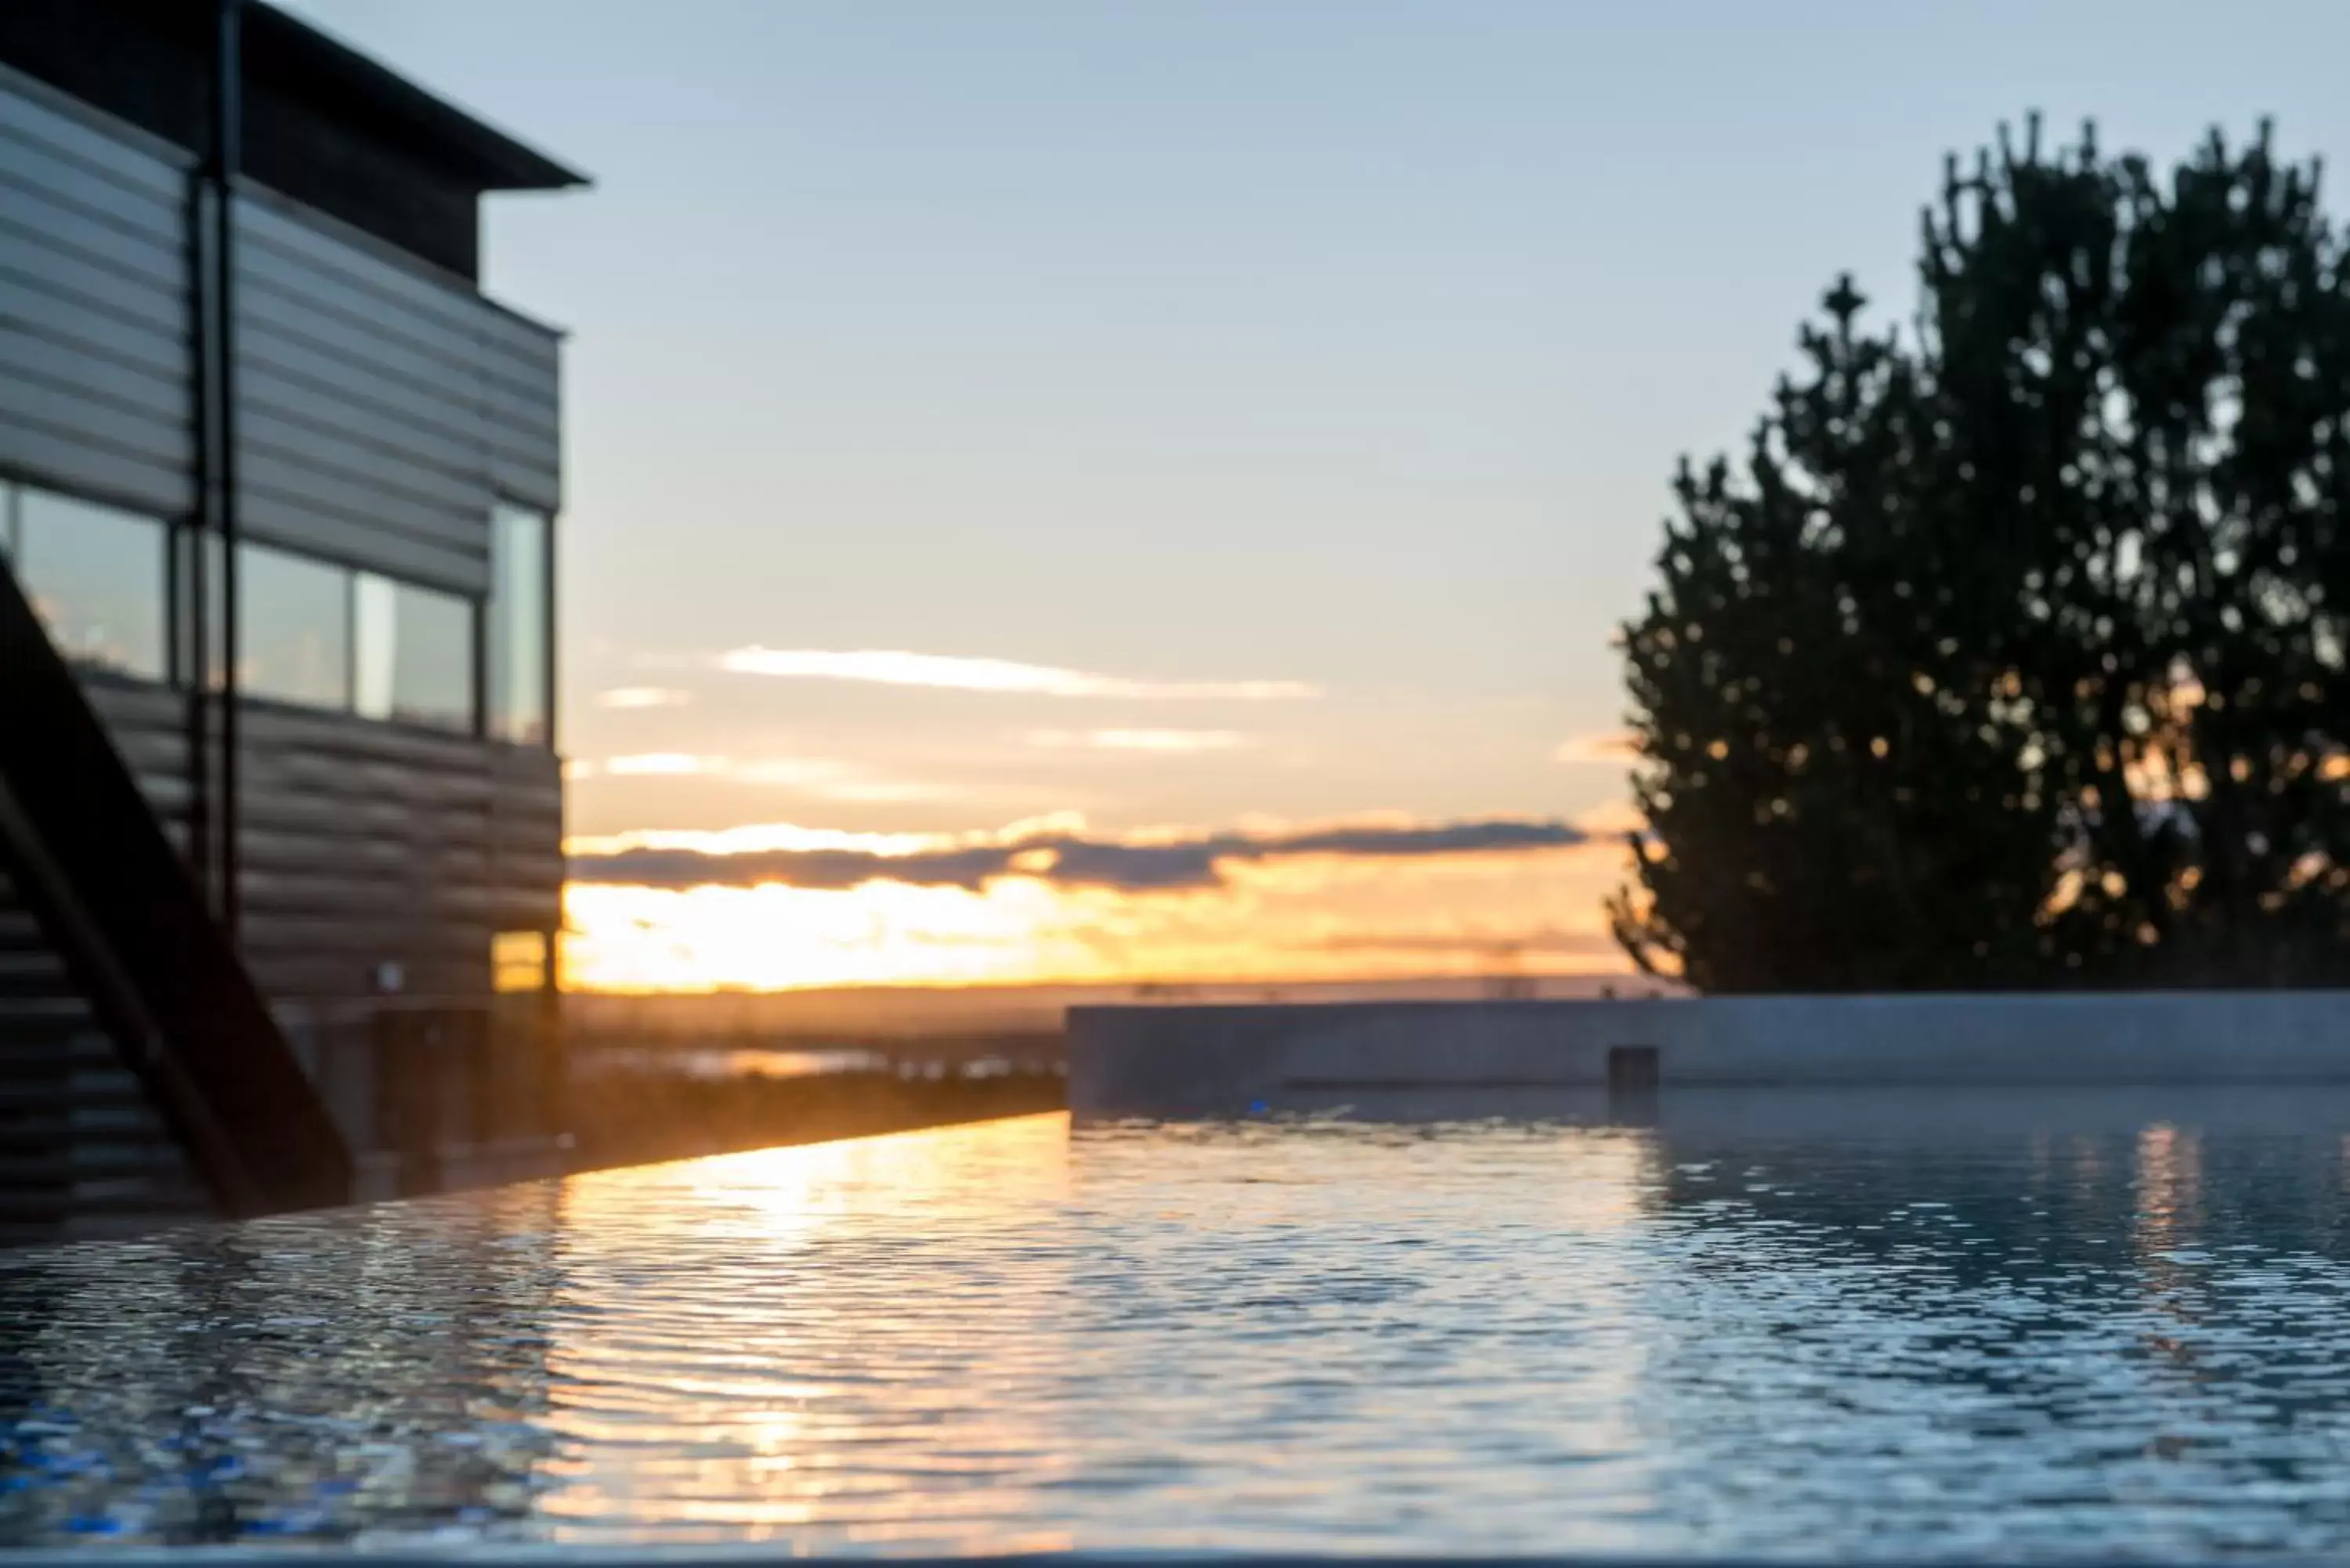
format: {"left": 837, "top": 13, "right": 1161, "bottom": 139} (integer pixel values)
{"left": 12, "top": 1104, "right": 2350, "bottom": 1553}
{"left": 534, "top": 1118, "right": 1075, "bottom": 1548}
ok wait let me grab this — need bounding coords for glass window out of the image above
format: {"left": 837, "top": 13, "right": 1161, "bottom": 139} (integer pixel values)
{"left": 393, "top": 580, "right": 474, "bottom": 732}
{"left": 355, "top": 570, "right": 475, "bottom": 732}
{"left": 238, "top": 542, "right": 350, "bottom": 709}
{"left": 490, "top": 503, "right": 551, "bottom": 746}
{"left": 10, "top": 486, "right": 168, "bottom": 680}
{"left": 493, "top": 930, "right": 549, "bottom": 994}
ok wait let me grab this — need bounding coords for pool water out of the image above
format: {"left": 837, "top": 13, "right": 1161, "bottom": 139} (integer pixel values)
{"left": 11, "top": 1097, "right": 2350, "bottom": 1555}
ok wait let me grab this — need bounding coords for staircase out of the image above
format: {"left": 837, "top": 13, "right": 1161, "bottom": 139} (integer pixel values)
{"left": 0, "top": 894, "right": 207, "bottom": 1244}
{"left": 0, "top": 555, "right": 352, "bottom": 1234}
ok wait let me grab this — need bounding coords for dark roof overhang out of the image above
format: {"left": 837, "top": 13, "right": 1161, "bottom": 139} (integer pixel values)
{"left": 244, "top": 0, "right": 587, "bottom": 193}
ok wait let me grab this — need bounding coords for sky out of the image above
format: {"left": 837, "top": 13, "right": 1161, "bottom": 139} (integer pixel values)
{"left": 287, "top": 0, "right": 2350, "bottom": 991}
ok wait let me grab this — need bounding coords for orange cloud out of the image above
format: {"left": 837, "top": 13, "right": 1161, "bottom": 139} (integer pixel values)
{"left": 1574, "top": 797, "right": 1647, "bottom": 836}
{"left": 603, "top": 753, "right": 726, "bottom": 776}
{"left": 1023, "top": 728, "right": 1251, "bottom": 753}
{"left": 1553, "top": 730, "right": 1640, "bottom": 764}
{"left": 595, "top": 686, "right": 693, "bottom": 709}
{"left": 719, "top": 648, "right": 1318, "bottom": 701}
{"left": 579, "top": 755, "right": 960, "bottom": 803}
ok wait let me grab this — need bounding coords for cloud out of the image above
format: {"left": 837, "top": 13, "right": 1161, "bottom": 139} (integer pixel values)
{"left": 583, "top": 753, "right": 958, "bottom": 804}
{"left": 1024, "top": 728, "right": 1251, "bottom": 753}
{"left": 603, "top": 753, "right": 726, "bottom": 776}
{"left": 1553, "top": 730, "right": 1640, "bottom": 764}
{"left": 725, "top": 757, "right": 851, "bottom": 787}
{"left": 595, "top": 686, "right": 694, "bottom": 710}
{"left": 720, "top": 648, "right": 1318, "bottom": 701}
{"left": 562, "top": 822, "right": 1633, "bottom": 992}
{"left": 569, "top": 822, "right": 942, "bottom": 858}
{"left": 1574, "top": 797, "right": 1647, "bottom": 837}
{"left": 569, "top": 815, "right": 1587, "bottom": 894}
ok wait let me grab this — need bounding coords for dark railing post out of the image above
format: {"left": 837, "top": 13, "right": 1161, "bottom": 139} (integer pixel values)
{"left": 208, "top": 0, "right": 244, "bottom": 938}
{"left": 183, "top": 182, "right": 210, "bottom": 903}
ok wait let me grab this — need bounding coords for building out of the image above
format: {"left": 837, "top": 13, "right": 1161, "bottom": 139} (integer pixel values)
{"left": 0, "top": 0, "right": 584, "bottom": 1240}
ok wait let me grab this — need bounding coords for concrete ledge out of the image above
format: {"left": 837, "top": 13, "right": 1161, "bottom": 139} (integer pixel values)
{"left": 1067, "top": 992, "right": 2350, "bottom": 1119}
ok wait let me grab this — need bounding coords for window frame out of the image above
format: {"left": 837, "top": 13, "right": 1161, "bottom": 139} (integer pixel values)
{"left": 1, "top": 468, "right": 512, "bottom": 745}
{"left": 222, "top": 537, "right": 484, "bottom": 739}
{"left": 233, "top": 536, "right": 356, "bottom": 714}
{"left": 355, "top": 569, "right": 480, "bottom": 735}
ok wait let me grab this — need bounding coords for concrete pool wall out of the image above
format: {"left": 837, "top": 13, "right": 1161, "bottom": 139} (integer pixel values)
{"left": 1068, "top": 992, "right": 2350, "bottom": 1118}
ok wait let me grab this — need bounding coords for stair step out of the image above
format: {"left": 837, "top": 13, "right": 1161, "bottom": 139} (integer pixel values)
{"left": 0, "top": 1067, "right": 125, "bottom": 1093}
{"left": 0, "top": 1147, "right": 186, "bottom": 1184}
{"left": 0, "top": 1034, "right": 132, "bottom": 1069}
{"left": 0, "top": 996, "right": 96, "bottom": 1026}
{"left": 69, "top": 1168, "right": 203, "bottom": 1202}
{"left": 0, "top": 948, "right": 68, "bottom": 980}
{"left": 0, "top": 1100, "right": 168, "bottom": 1134}
{"left": 0, "top": 1187, "right": 211, "bottom": 1242}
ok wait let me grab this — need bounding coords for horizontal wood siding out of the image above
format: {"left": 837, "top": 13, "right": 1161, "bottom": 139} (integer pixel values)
{"left": 483, "top": 306, "right": 561, "bottom": 513}
{"left": 0, "top": 65, "right": 193, "bottom": 518}
{"left": 0, "top": 674, "right": 562, "bottom": 1239}
{"left": 0, "top": 67, "right": 564, "bottom": 558}
{"left": 224, "top": 700, "right": 562, "bottom": 1005}
{"left": 60, "top": 686, "right": 561, "bottom": 1012}
{"left": 0, "top": 72, "right": 569, "bottom": 1234}
{"left": 490, "top": 745, "right": 566, "bottom": 930}
{"left": 233, "top": 190, "right": 563, "bottom": 595}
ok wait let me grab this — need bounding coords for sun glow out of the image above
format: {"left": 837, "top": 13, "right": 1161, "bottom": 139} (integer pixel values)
{"left": 561, "top": 835, "right": 1629, "bottom": 992}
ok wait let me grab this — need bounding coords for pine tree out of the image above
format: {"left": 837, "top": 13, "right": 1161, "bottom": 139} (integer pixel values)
{"left": 1614, "top": 117, "right": 2350, "bottom": 991}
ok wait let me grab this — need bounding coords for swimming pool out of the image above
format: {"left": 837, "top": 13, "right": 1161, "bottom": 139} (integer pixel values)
{"left": 9, "top": 1096, "right": 2350, "bottom": 1555}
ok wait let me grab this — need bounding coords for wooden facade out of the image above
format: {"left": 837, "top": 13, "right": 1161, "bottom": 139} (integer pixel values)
{"left": 0, "top": 3, "right": 581, "bottom": 1241}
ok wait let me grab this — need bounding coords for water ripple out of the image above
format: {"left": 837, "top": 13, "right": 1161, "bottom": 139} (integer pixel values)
{"left": 6, "top": 1104, "right": 2350, "bottom": 1553}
